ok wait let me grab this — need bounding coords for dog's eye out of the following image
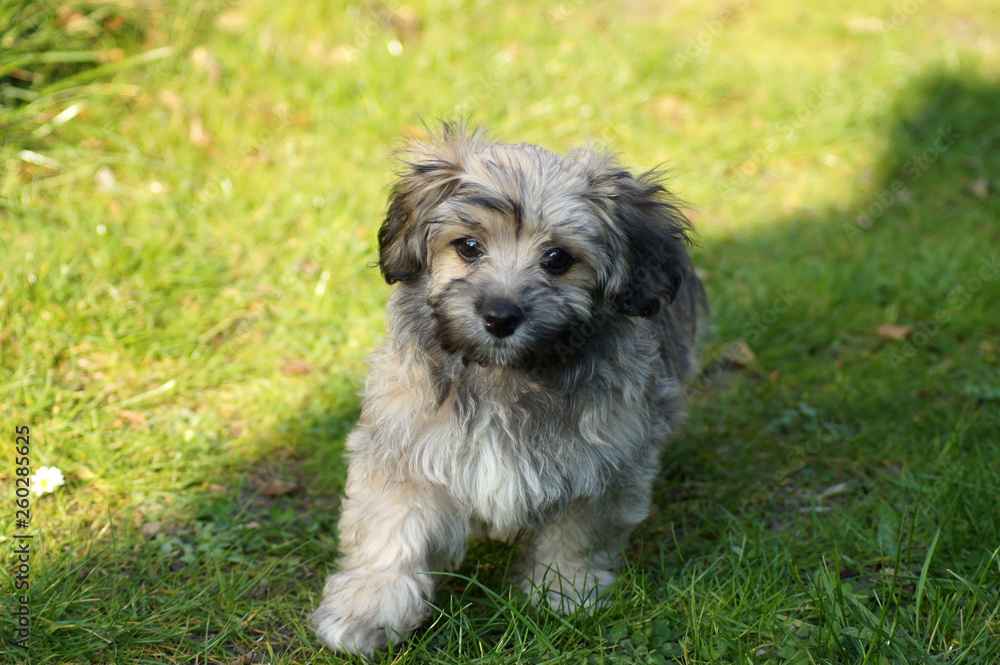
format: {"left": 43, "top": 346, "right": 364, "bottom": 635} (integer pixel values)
{"left": 454, "top": 238, "right": 484, "bottom": 261}
{"left": 541, "top": 248, "right": 574, "bottom": 275}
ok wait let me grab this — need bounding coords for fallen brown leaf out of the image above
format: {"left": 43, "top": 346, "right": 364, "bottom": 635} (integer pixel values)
{"left": 228, "top": 650, "right": 259, "bottom": 665}
{"left": 258, "top": 479, "right": 298, "bottom": 497}
{"left": 877, "top": 323, "right": 912, "bottom": 341}
{"left": 280, "top": 359, "right": 314, "bottom": 375}
{"left": 114, "top": 408, "right": 148, "bottom": 428}
{"left": 722, "top": 339, "right": 757, "bottom": 366}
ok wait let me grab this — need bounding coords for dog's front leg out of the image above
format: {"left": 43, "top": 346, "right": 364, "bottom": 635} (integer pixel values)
{"left": 312, "top": 461, "right": 467, "bottom": 657}
{"left": 520, "top": 484, "right": 652, "bottom": 613}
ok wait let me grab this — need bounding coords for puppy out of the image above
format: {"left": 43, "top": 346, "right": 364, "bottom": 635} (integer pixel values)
{"left": 312, "top": 124, "right": 705, "bottom": 656}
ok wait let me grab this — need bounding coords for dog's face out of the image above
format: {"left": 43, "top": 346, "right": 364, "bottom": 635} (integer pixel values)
{"left": 378, "top": 125, "right": 693, "bottom": 368}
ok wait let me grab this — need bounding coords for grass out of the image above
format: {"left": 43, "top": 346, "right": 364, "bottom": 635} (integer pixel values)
{"left": 2, "top": 0, "right": 999, "bottom": 663}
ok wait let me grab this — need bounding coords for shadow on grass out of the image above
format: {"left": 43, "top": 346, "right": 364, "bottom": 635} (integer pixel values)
{"left": 662, "top": 71, "right": 1000, "bottom": 514}
{"left": 649, "top": 73, "right": 1000, "bottom": 661}
{"left": 253, "top": 72, "right": 999, "bottom": 663}
{"left": 279, "top": 72, "right": 1000, "bottom": 662}
{"left": 7, "top": 73, "right": 997, "bottom": 665}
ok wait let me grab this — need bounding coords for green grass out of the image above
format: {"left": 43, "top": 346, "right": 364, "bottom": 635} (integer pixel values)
{"left": 2, "top": 0, "right": 1000, "bottom": 663}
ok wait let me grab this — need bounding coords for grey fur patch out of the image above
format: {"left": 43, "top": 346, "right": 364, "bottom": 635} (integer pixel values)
{"left": 313, "top": 124, "right": 708, "bottom": 656}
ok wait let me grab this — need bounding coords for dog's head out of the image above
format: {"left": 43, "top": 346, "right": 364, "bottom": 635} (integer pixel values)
{"left": 378, "top": 123, "right": 694, "bottom": 368}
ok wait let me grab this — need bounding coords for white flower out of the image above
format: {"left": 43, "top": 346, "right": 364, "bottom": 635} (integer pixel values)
{"left": 30, "top": 466, "right": 65, "bottom": 496}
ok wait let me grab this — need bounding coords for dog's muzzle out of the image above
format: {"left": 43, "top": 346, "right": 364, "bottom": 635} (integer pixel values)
{"left": 481, "top": 300, "right": 523, "bottom": 338}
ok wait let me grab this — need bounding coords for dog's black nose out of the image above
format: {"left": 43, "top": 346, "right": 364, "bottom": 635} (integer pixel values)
{"left": 482, "top": 302, "right": 524, "bottom": 338}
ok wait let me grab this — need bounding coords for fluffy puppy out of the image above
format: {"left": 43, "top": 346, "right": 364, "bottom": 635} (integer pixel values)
{"left": 312, "top": 124, "right": 705, "bottom": 657}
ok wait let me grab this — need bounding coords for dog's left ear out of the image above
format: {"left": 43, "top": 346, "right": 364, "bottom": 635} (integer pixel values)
{"left": 581, "top": 152, "right": 695, "bottom": 317}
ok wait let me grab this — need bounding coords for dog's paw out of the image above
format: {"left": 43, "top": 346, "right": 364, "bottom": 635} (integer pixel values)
{"left": 519, "top": 566, "right": 616, "bottom": 615}
{"left": 311, "top": 571, "right": 429, "bottom": 657}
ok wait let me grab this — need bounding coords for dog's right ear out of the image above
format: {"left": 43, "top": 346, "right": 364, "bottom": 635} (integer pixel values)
{"left": 378, "top": 124, "right": 482, "bottom": 284}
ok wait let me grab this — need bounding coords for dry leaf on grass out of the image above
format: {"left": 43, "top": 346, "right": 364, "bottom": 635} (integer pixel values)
{"left": 722, "top": 339, "right": 757, "bottom": 366}
{"left": 114, "top": 408, "right": 148, "bottom": 428}
{"left": 228, "top": 651, "right": 260, "bottom": 665}
{"left": 280, "top": 359, "right": 314, "bottom": 375}
{"left": 877, "top": 323, "right": 912, "bottom": 340}
{"left": 258, "top": 479, "right": 298, "bottom": 497}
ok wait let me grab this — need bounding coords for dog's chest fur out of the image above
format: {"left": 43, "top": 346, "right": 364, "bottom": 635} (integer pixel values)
{"left": 352, "top": 317, "right": 681, "bottom": 533}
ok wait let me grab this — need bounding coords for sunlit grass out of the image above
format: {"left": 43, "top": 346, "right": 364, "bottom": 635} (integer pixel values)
{"left": 2, "top": 0, "right": 999, "bottom": 662}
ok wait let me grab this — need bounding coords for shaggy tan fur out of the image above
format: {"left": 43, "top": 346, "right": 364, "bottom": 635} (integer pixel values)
{"left": 312, "top": 125, "right": 705, "bottom": 657}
